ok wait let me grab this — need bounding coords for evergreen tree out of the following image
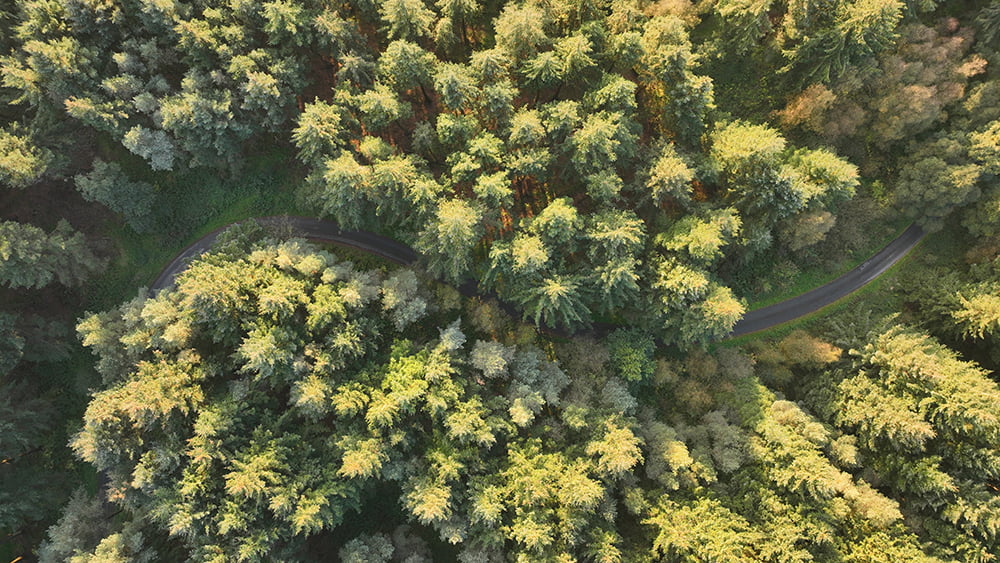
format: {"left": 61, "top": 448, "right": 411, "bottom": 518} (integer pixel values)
{"left": 0, "top": 128, "right": 51, "bottom": 188}
{"left": 293, "top": 100, "right": 351, "bottom": 165}
{"left": 716, "top": 0, "right": 774, "bottom": 55}
{"left": 517, "top": 275, "right": 592, "bottom": 331}
{"left": 380, "top": 0, "right": 436, "bottom": 41}
{"left": 121, "top": 125, "right": 176, "bottom": 172}
{"left": 645, "top": 497, "right": 762, "bottom": 561}
{"left": 74, "top": 159, "right": 157, "bottom": 233}
{"left": 417, "top": 198, "right": 483, "bottom": 284}
{"left": 659, "top": 209, "right": 741, "bottom": 265}
{"left": 0, "top": 220, "right": 101, "bottom": 288}
{"left": 378, "top": 40, "right": 435, "bottom": 97}
{"left": 639, "top": 16, "right": 715, "bottom": 145}
{"left": 790, "top": 0, "right": 904, "bottom": 82}
{"left": 646, "top": 143, "right": 694, "bottom": 207}
{"left": 493, "top": 4, "right": 548, "bottom": 60}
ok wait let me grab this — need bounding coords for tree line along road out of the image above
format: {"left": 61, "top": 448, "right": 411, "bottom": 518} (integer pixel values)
{"left": 151, "top": 217, "right": 926, "bottom": 339}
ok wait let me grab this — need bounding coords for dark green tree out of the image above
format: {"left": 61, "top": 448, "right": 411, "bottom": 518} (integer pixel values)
{"left": 0, "top": 220, "right": 102, "bottom": 289}
{"left": 74, "top": 160, "right": 157, "bottom": 233}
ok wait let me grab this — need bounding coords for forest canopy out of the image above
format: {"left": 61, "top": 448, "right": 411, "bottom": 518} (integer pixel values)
{"left": 0, "top": 0, "right": 884, "bottom": 342}
{"left": 1, "top": 0, "right": 999, "bottom": 560}
{"left": 51, "top": 234, "right": 1000, "bottom": 561}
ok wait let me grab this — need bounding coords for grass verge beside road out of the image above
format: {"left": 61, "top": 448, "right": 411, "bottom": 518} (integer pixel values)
{"left": 719, "top": 225, "right": 930, "bottom": 348}
{"left": 84, "top": 148, "right": 306, "bottom": 310}
{"left": 743, "top": 215, "right": 911, "bottom": 311}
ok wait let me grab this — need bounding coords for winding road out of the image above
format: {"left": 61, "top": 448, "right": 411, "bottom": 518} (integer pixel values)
{"left": 151, "top": 216, "right": 421, "bottom": 290}
{"left": 729, "top": 223, "right": 925, "bottom": 337}
{"left": 151, "top": 217, "right": 925, "bottom": 339}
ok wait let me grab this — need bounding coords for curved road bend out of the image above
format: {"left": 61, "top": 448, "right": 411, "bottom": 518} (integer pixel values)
{"left": 151, "top": 216, "right": 926, "bottom": 337}
{"left": 151, "top": 216, "right": 421, "bottom": 292}
{"left": 728, "top": 223, "right": 925, "bottom": 337}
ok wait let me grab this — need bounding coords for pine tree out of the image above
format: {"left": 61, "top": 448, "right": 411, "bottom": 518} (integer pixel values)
{"left": 377, "top": 40, "right": 435, "bottom": 97}
{"left": 639, "top": 16, "right": 715, "bottom": 145}
{"left": 121, "top": 125, "right": 176, "bottom": 171}
{"left": 0, "top": 128, "right": 51, "bottom": 188}
{"left": 74, "top": 160, "right": 157, "bottom": 233}
{"left": 293, "top": 100, "right": 351, "bottom": 164}
{"left": 417, "top": 198, "right": 483, "bottom": 284}
{"left": 644, "top": 497, "right": 762, "bottom": 562}
{"left": 380, "top": 0, "right": 436, "bottom": 40}
{"left": 517, "top": 275, "right": 592, "bottom": 330}
{"left": 493, "top": 4, "right": 549, "bottom": 60}
{"left": 646, "top": 144, "right": 694, "bottom": 206}
{"left": 0, "top": 220, "right": 102, "bottom": 288}
{"left": 716, "top": 0, "right": 774, "bottom": 54}
{"left": 952, "top": 284, "right": 1000, "bottom": 340}
{"left": 659, "top": 208, "right": 741, "bottom": 265}
{"left": 790, "top": 0, "right": 904, "bottom": 82}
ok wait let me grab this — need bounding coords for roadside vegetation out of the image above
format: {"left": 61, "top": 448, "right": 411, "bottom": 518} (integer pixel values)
{"left": 1, "top": 0, "right": 999, "bottom": 560}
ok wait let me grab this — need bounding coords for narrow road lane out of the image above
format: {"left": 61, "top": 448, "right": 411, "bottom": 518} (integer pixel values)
{"left": 728, "top": 224, "right": 925, "bottom": 337}
{"left": 150, "top": 216, "right": 421, "bottom": 291}
{"left": 151, "top": 217, "right": 926, "bottom": 337}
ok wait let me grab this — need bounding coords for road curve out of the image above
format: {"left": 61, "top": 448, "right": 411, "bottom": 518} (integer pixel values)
{"left": 150, "top": 216, "right": 420, "bottom": 291}
{"left": 728, "top": 223, "right": 925, "bottom": 337}
{"left": 150, "top": 216, "right": 926, "bottom": 337}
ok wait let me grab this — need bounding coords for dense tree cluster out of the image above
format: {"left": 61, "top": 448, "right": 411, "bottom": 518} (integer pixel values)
{"left": 769, "top": 18, "right": 999, "bottom": 232}
{"left": 810, "top": 326, "right": 1000, "bottom": 560}
{"left": 67, "top": 235, "right": 633, "bottom": 560}
{"left": 0, "top": 219, "right": 100, "bottom": 555}
{"left": 46, "top": 240, "right": 917, "bottom": 561}
{"left": 279, "top": 1, "right": 863, "bottom": 339}
{"left": 3, "top": 0, "right": 996, "bottom": 336}
{"left": 900, "top": 251, "right": 1000, "bottom": 367}
{"left": 0, "top": 220, "right": 101, "bottom": 289}
{"left": 0, "top": 312, "right": 62, "bottom": 540}
{"left": 745, "top": 314, "right": 1000, "bottom": 561}
{"left": 2, "top": 0, "right": 325, "bottom": 169}
{"left": 2, "top": 0, "right": 1000, "bottom": 559}
{"left": 45, "top": 236, "right": 1000, "bottom": 561}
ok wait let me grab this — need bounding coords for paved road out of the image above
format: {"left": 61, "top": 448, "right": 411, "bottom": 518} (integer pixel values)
{"left": 150, "top": 216, "right": 926, "bottom": 337}
{"left": 151, "top": 216, "right": 420, "bottom": 291}
{"left": 728, "top": 223, "right": 925, "bottom": 337}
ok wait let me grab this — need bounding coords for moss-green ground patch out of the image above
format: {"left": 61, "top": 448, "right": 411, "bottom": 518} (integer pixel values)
{"left": 83, "top": 146, "right": 307, "bottom": 310}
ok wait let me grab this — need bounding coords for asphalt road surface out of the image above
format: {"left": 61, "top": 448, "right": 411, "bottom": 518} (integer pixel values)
{"left": 728, "top": 223, "right": 925, "bottom": 337}
{"left": 150, "top": 216, "right": 420, "bottom": 291}
{"left": 150, "top": 216, "right": 926, "bottom": 337}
